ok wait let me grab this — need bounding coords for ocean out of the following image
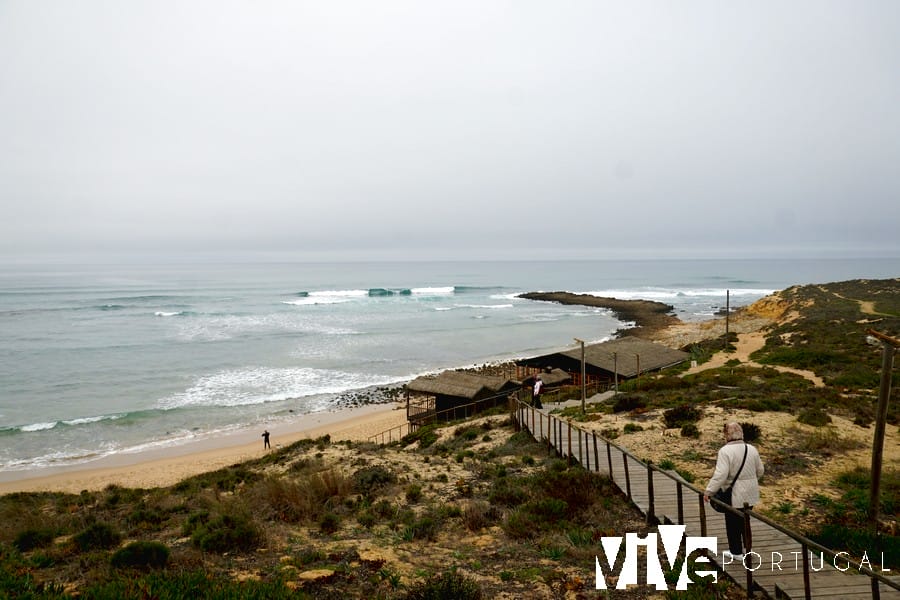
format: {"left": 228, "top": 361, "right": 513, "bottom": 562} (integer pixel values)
{"left": 1, "top": 257, "right": 897, "bottom": 477}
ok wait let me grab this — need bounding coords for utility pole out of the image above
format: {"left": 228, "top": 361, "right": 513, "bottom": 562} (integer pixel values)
{"left": 574, "top": 338, "right": 586, "bottom": 413}
{"left": 725, "top": 289, "right": 730, "bottom": 351}
{"left": 866, "top": 328, "right": 899, "bottom": 536}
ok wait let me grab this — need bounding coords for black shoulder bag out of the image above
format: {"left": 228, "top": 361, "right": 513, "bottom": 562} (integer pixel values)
{"left": 712, "top": 443, "right": 748, "bottom": 513}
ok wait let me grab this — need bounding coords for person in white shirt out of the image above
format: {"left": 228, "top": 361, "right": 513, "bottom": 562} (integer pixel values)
{"left": 532, "top": 375, "right": 544, "bottom": 409}
{"left": 704, "top": 422, "right": 764, "bottom": 561}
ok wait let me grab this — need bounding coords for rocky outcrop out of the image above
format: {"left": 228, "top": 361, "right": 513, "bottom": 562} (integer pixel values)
{"left": 517, "top": 291, "right": 679, "bottom": 338}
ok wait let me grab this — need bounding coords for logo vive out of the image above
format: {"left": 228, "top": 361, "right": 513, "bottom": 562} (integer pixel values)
{"left": 595, "top": 524, "right": 718, "bottom": 590}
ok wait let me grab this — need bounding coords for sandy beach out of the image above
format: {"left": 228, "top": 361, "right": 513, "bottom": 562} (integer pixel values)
{"left": 0, "top": 402, "right": 409, "bottom": 495}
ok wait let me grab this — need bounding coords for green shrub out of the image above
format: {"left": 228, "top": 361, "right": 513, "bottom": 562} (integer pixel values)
{"left": 612, "top": 394, "right": 646, "bottom": 413}
{"left": 192, "top": 513, "right": 260, "bottom": 553}
{"left": 403, "top": 515, "right": 440, "bottom": 542}
{"left": 455, "top": 427, "right": 479, "bottom": 441}
{"left": 405, "top": 484, "right": 423, "bottom": 503}
{"left": 798, "top": 408, "right": 832, "bottom": 427}
{"left": 110, "top": 541, "right": 170, "bottom": 569}
{"left": 663, "top": 404, "right": 702, "bottom": 428}
{"left": 502, "top": 508, "right": 533, "bottom": 540}
{"left": 402, "top": 424, "right": 439, "bottom": 449}
{"left": 357, "top": 511, "right": 377, "bottom": 528}
{"left": 462, "top": 501, "right": 495, "bottom": 531}
{"left": 405, "top": 569, "right": 482, "bottom": 600}
{"left": 681, "top": 424, "right": 700, "bottom": 438}
{"left": 740, "top": 422, "right": 762, "bottom": 443}
{"left": 13, "top": 528, "right": 55, "bottom": 552}
{"left": 526, "top": 497, "right": 568, "bottom": 521}
{"left": 73, "top": 522, "right": 121, "bottom": 552}
{"left": 601, "top": 427, "right": 619, "bottom": 440}
{"left": 488, "top": 479, "right": 529, "bottom": 507}
{"left": 319, "top": 512, "right": 341, "bottom": 534}
{"left": 623, "top": 423, "right": 643, "bottom": 434}
{"left": 353, "top": 465, "right": 397, "bottom": 498}
{"left": 182, "top": 510, "right": 210, "bottom": 536}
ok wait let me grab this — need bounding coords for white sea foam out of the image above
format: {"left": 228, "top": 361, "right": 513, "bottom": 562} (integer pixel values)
{"left": 63, "top": 415, "right": 117, "bottom": 426}
{"left": 465, "top": 303, "right": 513, "bottom": 309}
{"left": 436, "top": 303, "right": 513, "bottom": 311}
{"left": 411, "top": 286, "right": 454, "bottom": 295}
{"left": 158, "top": 366, "right": 407, "bottom": 409}
{"left": 155, "top": 311, "right": 182, "bottom": 317}
{"left": 20, "top": 422, "right": 57, "bottom": 432}
{"left": 282, "top": 297, "right": 351, "bottom": 306}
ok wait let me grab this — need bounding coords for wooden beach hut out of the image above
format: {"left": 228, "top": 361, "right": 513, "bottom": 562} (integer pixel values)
{"left": 405, "top": 371, "right": 520, "bottom": 429}
{"left": 516, "top": 337, "right": 689, "bottom": 388}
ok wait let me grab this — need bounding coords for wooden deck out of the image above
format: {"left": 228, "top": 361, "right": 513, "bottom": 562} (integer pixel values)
{"left": 516, "top": 401, "right": 900, "bottom": 599}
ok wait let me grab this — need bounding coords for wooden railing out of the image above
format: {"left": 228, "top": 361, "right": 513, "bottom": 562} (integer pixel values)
{"left": 368, "top": 389, "right": 523, "bottom": 445}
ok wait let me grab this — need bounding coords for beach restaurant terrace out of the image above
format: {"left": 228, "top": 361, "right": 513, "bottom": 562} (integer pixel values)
{"left": 515, "top": 336, "right": 690, "bottom": 388}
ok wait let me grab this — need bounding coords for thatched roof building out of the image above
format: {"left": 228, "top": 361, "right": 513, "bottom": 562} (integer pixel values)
{"left": 407, "top": 371, "right": 517, "bottom": 399}
{"left": 406, "top": 371, "right": 520, "bottom": 425}
{"left": 517, "top": 337, "right": 688, "bottom": 380}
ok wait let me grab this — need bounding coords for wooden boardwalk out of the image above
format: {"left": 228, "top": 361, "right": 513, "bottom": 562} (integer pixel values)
{"left": 516, "top": 401, "right": 900, "bottom": 599}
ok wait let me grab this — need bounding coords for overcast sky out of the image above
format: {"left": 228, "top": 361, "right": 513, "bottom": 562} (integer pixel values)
{"left": 2, "top": 1, "right": 899, "bottom": 262}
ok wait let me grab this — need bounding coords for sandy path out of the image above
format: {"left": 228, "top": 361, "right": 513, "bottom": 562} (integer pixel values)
{"left": 683, "top": 330, "right": 825, "bottom": 387}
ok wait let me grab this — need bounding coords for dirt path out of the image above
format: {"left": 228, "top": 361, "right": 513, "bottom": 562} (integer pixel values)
{"left": 683, "top": 330, "right": 826, "bottom": 387}
{"left": 822, "top": 286, "right": 892, "bottom": 317}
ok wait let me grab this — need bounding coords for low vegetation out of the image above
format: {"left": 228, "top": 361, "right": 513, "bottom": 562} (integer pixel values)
{"left": 0, "top": 419, "right": 686, "bottom": 598}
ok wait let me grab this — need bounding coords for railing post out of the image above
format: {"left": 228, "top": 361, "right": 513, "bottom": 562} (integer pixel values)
{"left": 744, "top": 507, "right": 753, "bottom": 597}
{"left": 676, "top": 481, "right": 684, "bottom": 525}
{"left": 606, "top": 440, "right": 613, "bottom": 477}
{"left": 579, "top": 429, "right": 585, "bottom": 467}
{"left": 558, "top": 419, "right": 563, "bottom": 458}
{"left": 623, "top": 453, "right": 631, "bottom": 499}
{"left": 742, "top": 503, "right": 753, "bottom": 553}
{"left": 699, "top": 494, "right": 707, "bottom": 538}
{"left": 546, "top": 414, "right": 551, "bottom": 454}
{"left": 647, "top": 463, "right": 655, "bottom": 524}
{"left": 567, "top": 421, "right": 572, "bottom": 466}
{"left": 801, "top": 542, "right": 811, "bottom": 600}
{"left": 592, "top": 432, "right": 599, "bottom": 473}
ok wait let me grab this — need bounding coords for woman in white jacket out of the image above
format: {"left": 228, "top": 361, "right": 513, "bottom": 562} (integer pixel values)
{"left": 704, "top": 422, "right": 764, "bottom": 560}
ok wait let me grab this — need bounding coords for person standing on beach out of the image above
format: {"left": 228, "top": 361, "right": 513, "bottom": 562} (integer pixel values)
{"left": 704, "top": 422, "right": 764, "bottom": 561}
{"left": 262, "top": 430, "right": 271, "bottom": 449}
{"left": 532, "top": 375, "right": 544, "bottom": 409}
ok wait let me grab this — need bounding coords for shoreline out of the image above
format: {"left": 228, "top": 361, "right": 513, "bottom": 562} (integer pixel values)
{"left": 0, "top": 402, "right": 408, "bottom": 495}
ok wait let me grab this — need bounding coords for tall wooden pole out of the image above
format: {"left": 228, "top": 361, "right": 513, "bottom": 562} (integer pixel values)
{"left": 574, "top": 338, "right": 586, "bottom": 413}
{"left": 725, "top": 289, "right": 730, "bottom": 351}
{"left": 867, "top": 329, "right": 899, "bottom": 534}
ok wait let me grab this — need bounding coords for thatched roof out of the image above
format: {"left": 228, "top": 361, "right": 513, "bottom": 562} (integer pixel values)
{"left": 525, "top": 368, "right": 572, "bottom": 387}
{"left": 406, "top": 371, "right": 517, "bottom": 399}
{"left": 563, "top": 337, "right": 689, "bottom": 377}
